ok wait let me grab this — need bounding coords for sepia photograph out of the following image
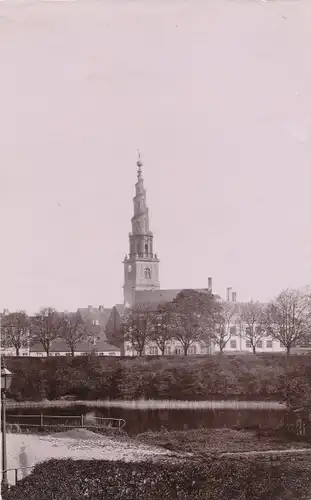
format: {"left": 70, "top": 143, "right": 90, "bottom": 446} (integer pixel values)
{"left": 1, "top": 0, "right": 311, "bottom": 498}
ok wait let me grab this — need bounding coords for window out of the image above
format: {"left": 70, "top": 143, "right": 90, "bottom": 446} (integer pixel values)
{"left": 245, "top": 327, "right": 251, "bottom": 336}
{"left": 188, "top": 345, "right": 197, "bottom": 355}
{"left": 149, "top": 346, "right": 158, "bottom": 356}
{"left": 230, "top": 340, "right": 237, "bottom": 349}
{"left": 145, "top": 244, "right": 148, "bottom": 254}
{"left": 175, "top": 346, "right": 182, "bottom": 355}
{"left": 165, "top": 346, "right": 171, "bottom": 355}
{"left": 256, "top": 340, "right": 263, "bottom": 348}
{"left": 144, "top": 267, "right": 151, "bottom": 279}
{"left": 54, "top": 352, "right": 60, "bottom": 356}
{"left": 266, "top": 340, "right": 273, "bottom": 348}
{"left": 245, "top": 340, "right": 251, "bottom": 348}
{"left": 23, "top": 353, "right": 28, "bottom": 356}
{"left": 230, "top": 326, "right": 237, "bottom": 336}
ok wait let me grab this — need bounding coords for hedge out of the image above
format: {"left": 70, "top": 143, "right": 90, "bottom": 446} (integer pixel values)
{"left": 4, "top": 354, "right": 311, "bottom": 404}
{"left": 3, "top": 454, "right": 311, "bottom": 500}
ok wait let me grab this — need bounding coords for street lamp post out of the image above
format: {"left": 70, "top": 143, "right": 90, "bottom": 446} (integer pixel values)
{"left": 1, "top": 360, "right": 13, "bottom": 489}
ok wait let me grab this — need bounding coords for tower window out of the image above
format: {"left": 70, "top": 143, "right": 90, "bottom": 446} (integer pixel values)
{"left": 145, "top": 244, "right": 148, "bottom": 254}
{"left": 144, "top": 267, "right": 151, "bottom": 279}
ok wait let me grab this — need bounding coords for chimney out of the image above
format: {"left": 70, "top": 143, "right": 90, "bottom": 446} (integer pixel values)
{"left": 226, "top": 287, "right": 232, "bottom": 302}
{"left": 208, "top": 277, "right": 213, "bottom": 292}
{"left": 99, "top": 305, "right": 104, "bottom": 313}
{"left": 88, "top": 305, "right": 93, "bottom": 312}
{"left": 232, "top": 292, "right": 237, "bottom": 303}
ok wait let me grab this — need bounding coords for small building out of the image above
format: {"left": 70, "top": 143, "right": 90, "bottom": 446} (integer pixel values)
{"left": 29, "top": 339, "right": 120, "bottom": 357}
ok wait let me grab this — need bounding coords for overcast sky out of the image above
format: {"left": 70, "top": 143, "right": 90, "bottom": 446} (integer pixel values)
{"left": 0, "top": 0, "right": 310, "bottom": 313}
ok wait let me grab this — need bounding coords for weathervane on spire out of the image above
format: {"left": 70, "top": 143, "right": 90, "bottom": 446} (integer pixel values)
{"left": 136, "top": 149, "right": 143, "bottom": 179}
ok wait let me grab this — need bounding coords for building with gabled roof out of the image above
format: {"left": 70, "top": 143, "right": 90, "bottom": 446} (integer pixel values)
{"left": 77, "top": 305, "right": 112, "bottom": 341}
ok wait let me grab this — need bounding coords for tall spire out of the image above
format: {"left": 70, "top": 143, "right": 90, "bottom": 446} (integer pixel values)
{"left": 122, "top": 151, "right": 160, "bottom": 307}
{"left": 137, "top": 150, "right": 143, "bottom": 181}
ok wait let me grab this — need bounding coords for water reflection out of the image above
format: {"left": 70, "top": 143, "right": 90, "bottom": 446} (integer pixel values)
{"left": 7, "top": 406, "right": 287, "bottom": 436}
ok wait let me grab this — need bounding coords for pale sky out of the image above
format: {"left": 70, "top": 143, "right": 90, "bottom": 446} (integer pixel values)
{"left": 0, "top": 0, "right": 310, "bottom": 314}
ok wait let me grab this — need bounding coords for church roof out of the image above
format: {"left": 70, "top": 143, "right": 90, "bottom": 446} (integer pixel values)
{"left": 134, "top": 289, "right": 182, "bottom": 307}
{"left": 133, "top": 288, "right": 215, "bottom": 309}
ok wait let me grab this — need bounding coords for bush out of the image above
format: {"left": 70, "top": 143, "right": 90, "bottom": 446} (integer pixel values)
{"left": 4, "top": 354, "right": 311, "bottom": 405}
{"left": 4, "top": 454, "right": 311, "bottom": 500}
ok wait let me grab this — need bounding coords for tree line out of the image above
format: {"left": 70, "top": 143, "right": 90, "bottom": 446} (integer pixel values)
{"left": 0, "top": 308, "right": 89, "bottom": 357}
{"left": 121, "top": 288, "right": 311, "bottom": 356}
{"left": 1, "top": 286, "right": 311, "bottom": 357}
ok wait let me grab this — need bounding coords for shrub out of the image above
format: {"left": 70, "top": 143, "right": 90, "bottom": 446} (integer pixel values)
{"left": 3, "top": 454, "right": 311, "bottom": 500}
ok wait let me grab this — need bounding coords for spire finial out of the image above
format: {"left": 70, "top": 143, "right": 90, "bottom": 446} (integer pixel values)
{"left": 136, "top": 149, "right": 143, "bottom": 179}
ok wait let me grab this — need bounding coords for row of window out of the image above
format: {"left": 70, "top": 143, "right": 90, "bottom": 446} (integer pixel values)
{"left": 229, "top": 326, "right": 265, "bottom": 336}
{"left": 139, "top": 345, "right": 199, "bottom": 356}
{"left": 228, "top": 339, "right": 275, "bottom": 349}
{"left": 33, "top": 351, "right": 117, "bottom": 357}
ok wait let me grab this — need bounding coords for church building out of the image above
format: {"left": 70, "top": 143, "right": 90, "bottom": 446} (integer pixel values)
{"left": 105, "top": 155, "right": 213, "bottom": 355}
{"left": 104, "top": 154, "right": 286, "bottom": 356}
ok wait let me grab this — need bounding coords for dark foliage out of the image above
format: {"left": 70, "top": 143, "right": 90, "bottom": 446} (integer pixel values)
{"left": 4, "top": 354, "right": 311, "bottom": 406}
{"left": 3, "top": 455, "right": 311, "bottom": 500}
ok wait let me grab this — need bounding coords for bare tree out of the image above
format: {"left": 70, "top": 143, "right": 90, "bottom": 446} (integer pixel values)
{"left": 264, "top": 288, "right": 311, "bottom": 356}
{"left": 167, "top": 289, "right": 220, "bottom": 356}
{"left": 1, "top": 311, "right": 29, "bottom": 356}
{"left": 31, "top": 307, "right": 64, "bottom": 356}
{"left": 211, "top": 302, "right": 237, "bottom": 354}
{"left": 62, "top": 312, "right": 87, "bottom": 356}
{"left": 238, "top": 301, "right": 266, "bottom": 353}
{"left": 121, "top": 304, "right": 153, "bottom": 356}
{"left": 149, "top": 307, "right": 174, "bottom": 355}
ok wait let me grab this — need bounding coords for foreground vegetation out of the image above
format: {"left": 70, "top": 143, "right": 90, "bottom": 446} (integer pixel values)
{"left": 4, "top": 453, "right": 311, "bottom": 500}
{"left": 4, "top": 354, "right": 311, "bottom": 406}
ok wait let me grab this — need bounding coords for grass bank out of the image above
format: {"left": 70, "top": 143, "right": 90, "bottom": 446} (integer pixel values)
{"left": 4, "top": 354, "right": 311, "bottom": 405}
{"left": 135, "top": 428, "right": 311, "bottom": 455}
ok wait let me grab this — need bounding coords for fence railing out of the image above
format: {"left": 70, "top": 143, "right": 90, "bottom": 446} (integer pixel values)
{"left": 6, "top": 414, "right": 126, "bottom": 430}
{"left": 1, "top": 466, "right": 35, "bottom": 488}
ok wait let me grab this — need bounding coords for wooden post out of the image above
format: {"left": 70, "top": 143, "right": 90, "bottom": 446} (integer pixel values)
{"left": 81, "top": 415, "right": 84, "bottom": 428}
{"left": 40, "top": 414, "right": 43, "bottom": 427}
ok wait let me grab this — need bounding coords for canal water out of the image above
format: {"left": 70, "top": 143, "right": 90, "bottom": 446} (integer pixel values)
{"left": 6, "top": 405, "right": 288, "bottom": 436}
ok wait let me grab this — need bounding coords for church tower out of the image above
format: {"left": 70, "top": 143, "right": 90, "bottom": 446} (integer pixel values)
{"left": 123, "top": 154, "right": 160, "bottom": 307}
